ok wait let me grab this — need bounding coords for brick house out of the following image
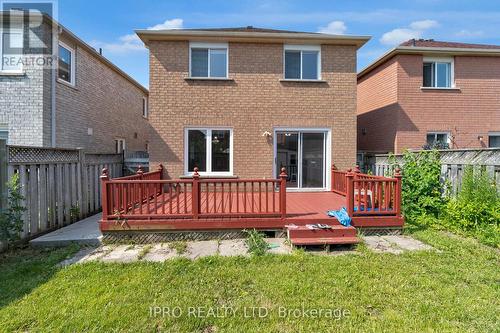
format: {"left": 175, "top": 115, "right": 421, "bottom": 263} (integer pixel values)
{"left": 137, "top": 27, "right": 369, "bottom": 191}
{"left": 0, "top": 12, "right": 151, "bottom": 153}
{"left": 357, "top": 39, "right": 500, "bottom": 153}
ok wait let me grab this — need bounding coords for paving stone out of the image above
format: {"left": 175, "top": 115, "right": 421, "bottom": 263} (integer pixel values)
{"left": 100, "top": 245, "right": 141, "bottom": 263}
{"left": 265, "top": 238, "right": 292, "bottom": 254}
{"left": 80, "top": 245, "right": 114, "bottom": 262}
{"left": 185, "top": 240, "right": 219, "bottom": 259}
{"left": 363, "top": 236, "right": 403, "bottom": 254}
{"left": 58, "top": 247, "right": 97, "bottom": 267}
{"left": 142, "top": 244, "right": 178, "bottom": 262}
{"left": 218, "top": 239, "right": 249, "bottom": 257}
{"left": 382, "top": 235, "right": 434, "bottom": 251}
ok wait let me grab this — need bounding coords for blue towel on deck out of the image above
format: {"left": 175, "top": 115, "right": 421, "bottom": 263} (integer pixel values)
{"left": 327, "top": 207, "right": 351, "bottom": 227}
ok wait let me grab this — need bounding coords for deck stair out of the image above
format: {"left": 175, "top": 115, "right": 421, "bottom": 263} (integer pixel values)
{"left": 286, "top": 224, "right": 359, "bottom": 246}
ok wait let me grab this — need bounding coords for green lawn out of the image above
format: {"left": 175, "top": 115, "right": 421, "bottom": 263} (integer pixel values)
{"left": 0, "top": 230, "right": 498, "bottom": 333}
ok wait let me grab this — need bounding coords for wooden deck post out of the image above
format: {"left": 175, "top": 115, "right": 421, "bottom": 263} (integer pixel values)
{"left": 346, "top": 169, "right": 355, "bottom": 217}
{"left": 394, "top": 168, "right": 402, "bottom": 217}
{"left": 136, "top": 165, "right": 144, "bottom": 179}
{"left": 158, "top": 164, "right": 164, "bottom": 179}
{"left": 331, "top": 164, "right": 337, "bottom": 192}
{"left": 100, "top": 168, "right": 110, "bottom": 222}
{"left": 279, "top": 167, "right": 287, "bottom": 219}
{"left": 192, "top": 167, "right": 200, "bottom": 219}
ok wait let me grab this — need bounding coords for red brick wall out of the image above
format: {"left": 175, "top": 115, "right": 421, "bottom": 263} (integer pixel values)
{"left": 357, "top": 54, "right": 500, "bottom": 153}
{"left": 357, "top": 57, "right": 398, "bottom": 152}
{"left": 397, "top": 54, "right": 500, "bottom": 151}
{"left": 148, "top": 41, "right": 358, "bottom": 180}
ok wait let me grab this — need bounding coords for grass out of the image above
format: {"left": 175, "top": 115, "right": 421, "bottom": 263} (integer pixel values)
{"left": 169, "top": 241, "right": 188, "bottom": 255}
{"left": 0, "top": 230, "right": 498, "bottom": 332}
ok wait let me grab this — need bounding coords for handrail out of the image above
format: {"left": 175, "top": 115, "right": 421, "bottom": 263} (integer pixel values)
{"left": 332, "top": 165, "right": 402, "bottom": 219}
{"left": 100, "top": 166, "right": 289, "bottom": 221}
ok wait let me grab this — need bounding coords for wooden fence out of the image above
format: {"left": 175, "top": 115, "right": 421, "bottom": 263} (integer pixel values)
{"left": 1, "top": 145, "right": 122, "bottom": 245}
{"left": 364, "top": 148, "right": 500, "bottom": 196}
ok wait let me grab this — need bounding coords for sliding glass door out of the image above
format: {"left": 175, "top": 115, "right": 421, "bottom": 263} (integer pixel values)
{"left": 275, "top": 131, "right": 327, "bottom": 189}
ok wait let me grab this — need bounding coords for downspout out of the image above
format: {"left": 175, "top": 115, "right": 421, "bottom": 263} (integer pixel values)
{"left": 50, "top": 25, "right": 60, "bottom": 147}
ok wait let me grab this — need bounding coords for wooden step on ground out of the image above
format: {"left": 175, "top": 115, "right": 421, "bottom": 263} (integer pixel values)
{"left": 286, "top": 224, "right": 359, "bottom": 246}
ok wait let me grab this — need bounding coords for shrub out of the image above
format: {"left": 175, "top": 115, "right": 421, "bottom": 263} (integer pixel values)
{"left": 244, "top": 229, "right": 268, "bottom": 256}
{"left": 441, "top": 166, "right": 499, "bottom": 247}
{"left": 390, "top": 150, "right": 445, "bottom": 222}
{"left": 0, "top": 173, "right": 26, "bottom": 242}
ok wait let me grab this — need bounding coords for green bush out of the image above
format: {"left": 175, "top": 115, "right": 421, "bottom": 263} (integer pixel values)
{"left": 0, "top": 173, "right": 26, "bottom": 242}
{"left": 390, "top": 150, "right": 445, "bottom": 222}
{"left": 244, "top": 229, "right": 268, "bottom": 256}
{"left": 441, "top": 167, "right": 499, "bottom": 247}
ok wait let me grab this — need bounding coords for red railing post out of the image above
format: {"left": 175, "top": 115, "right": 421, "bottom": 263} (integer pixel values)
{"left": 100, "top": 168, "right": 110, "bottom": 221}
{"left": 394, "top": 168, "right": 402, "bottom": 217}
{"left": 331, "top": 164, "right": 337, "bottom": 192}
{"left": 279, "top": 167, "right": 287, "bottom": 219}
{"left": 137, "top": 165, "right": 144, "bottom": 179}
{"left": 157, "top": 164, "right": 164, "bottom": 194}
{"left": 192, "top": 167, "right": 200, "bottom": 219}
{"left": 346, "top": 169, "right": 355, "bottom": 217}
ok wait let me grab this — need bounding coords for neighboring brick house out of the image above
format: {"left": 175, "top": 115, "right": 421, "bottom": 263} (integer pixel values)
{"left": 137, "top": 27, "right": 369, "bottom": 190}
{"left": 357, "top": 39, "right": 500, "bottom": 153}
{"left": 0, "top": 12, "right": 151, "bottom": 153}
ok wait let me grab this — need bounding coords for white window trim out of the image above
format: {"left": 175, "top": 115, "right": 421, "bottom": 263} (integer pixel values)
{"left": 283, "top": 44, "right": 322, "bottom": 80}
{"left": 423, "top": 56, "right": 454, "bottom": 88}
{"left": 427, "top": 131, "right": 451, "bottom": 145}
{"left": 115, "top": 138, "right": 126, "bottom": 153}
{"left": 0, "top": 26, "right": 24, "bottom": 74}
{"left": 189, "top": 42, "right": 229, "bottom": 79}
{"left": 58, "top": 41, "right": 76, "bottom": 86}
{"left": 184, "top": 127, "right": 233, "bottom": 176}
{"left": 142, "top": 97, "right": 148, "bottom": 118}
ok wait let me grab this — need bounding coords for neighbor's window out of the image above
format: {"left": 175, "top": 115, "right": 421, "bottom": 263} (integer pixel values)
{"left": 142, "top": 97, "right": 148, "bottom": 118}
{"left": 58, "top": 42, "right": 75, "bottom": 85}
{"left": 190, "top": 42, "right": 228, "bottom": 78}
{"left": 423, "top": 57, "right": 453, "bottom": 88}
{"left": 186, "top": 128, "right": 232, "bottom": 175}
{"left": 426, "top": 132, "right": 450, "bottom": 148}
{"left": 489, "top": 133, "right": 500, "bottom": 148}
{"left": 115, "top": 139, "right": 126, "bottom": 154}
{"left": 1, "top": 27, "right": 23, "bottom": 72}
{"left": 284, "top": 45, "right": 321, "bottom": 80}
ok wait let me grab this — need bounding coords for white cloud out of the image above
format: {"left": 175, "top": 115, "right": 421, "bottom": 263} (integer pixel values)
{"left": 409, "top": 19, "right": 439, "bottom": 30}
{"left": 380, "top": 19, "right": 439, "bottom": 46}
{"left": 318, "top": 20, "right": 347, "bottom": 34}
{"left": 93, "top": 18, "right": 184, "bottom": 54}
{"left": 455, "top": 29, "right": 484, "bottom": 38}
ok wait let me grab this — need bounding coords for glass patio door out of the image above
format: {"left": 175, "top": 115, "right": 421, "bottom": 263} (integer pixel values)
{"left": 276, "top": 131, "right": 326, "bottom": 189}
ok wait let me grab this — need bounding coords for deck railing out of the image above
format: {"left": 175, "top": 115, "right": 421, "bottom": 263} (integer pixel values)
{"left": 100, "top": 166, "right": 288, "bottom": 222}
{"left": 332, "top": 165, "right": 402, "bottom": 218}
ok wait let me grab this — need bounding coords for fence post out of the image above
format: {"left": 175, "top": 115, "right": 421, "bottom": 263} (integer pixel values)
{"left": 346, "top": 169, "right": 355, "bottom": 217}
{"left": 279, "top": 167, "right": 287, "bottom": 219}
{"left": 0, "top": 139, "right": 7, "bottom": 211}
{"left": 192, "top": 167, "right": 200, "bottom": 219}
{"left": 394, "top": 168, "right": 402, "bottom": 217}
{"left": 100, "top": 168, "right": 110, "bottom": 222}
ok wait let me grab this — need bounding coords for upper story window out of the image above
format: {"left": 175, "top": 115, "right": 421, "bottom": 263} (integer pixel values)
{"left": 423, "top": 57, "right": 454, "bottom": 88}
{"left": 142, "top": 97, "right": 148, "bottom": 118}
{"left": 58, "top": 42, "right": 75, "bottom": 85}
{"left": 284, "top": 45, "right": 321, "bottom": 80}
{"left": 489, "top": 132, "right": 500, "bottom": 148}
{"left": 189, "top": 42, "right": 228, "bottom": 78}
{"left": 0, "top": 26, "right": 23, "bottom": 72}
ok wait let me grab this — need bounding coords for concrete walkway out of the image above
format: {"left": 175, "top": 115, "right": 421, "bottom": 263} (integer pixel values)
{"left": 30, "top": 213, "right": 102, "bottom": 247}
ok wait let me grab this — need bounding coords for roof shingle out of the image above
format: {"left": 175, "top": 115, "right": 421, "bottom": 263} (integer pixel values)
{"left": 400, "top": 39, "right": 500, "bottom": 50}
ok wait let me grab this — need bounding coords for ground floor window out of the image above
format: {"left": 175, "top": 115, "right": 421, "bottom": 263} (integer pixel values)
{"left": 185, "top": 128, "right": 232, "bottom": 175}
{"left": 115, "top": 139, "right": 126, "bottom": 154}
{"left": 489, "top": 132, "right": 500, "bottom": 148}
{"left": 426, "top": 132, "right": 450, "bottom": 149}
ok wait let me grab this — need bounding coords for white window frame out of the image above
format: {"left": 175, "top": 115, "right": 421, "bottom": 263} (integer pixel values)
{"left": 115, "top": 138, "right": 126, "bottom": 154}
{"left": 58, "top": 41, "right": 76, "bottom": 86}
{"left": 426, "top": 132, "right": 451, "bottom": 146}
{"left": 488, "top": 132, "right": 500, "bottom": 148}
{"left": 142, "top": 97, "right": 148, "bottom": 118}
{"left": 283, "top": 44, "right": 322, "bottom": 81}
{"left": 0, "top": 26, "right": 24, "bottom": 73}
{"left": 184, "top": 127, "right": 233, "bottom": 176}
{"left": 189, "top": 42, "right": 229, "bottom": 79}
{"left": 422, "top": 56, "right": 454, "bottom": 88}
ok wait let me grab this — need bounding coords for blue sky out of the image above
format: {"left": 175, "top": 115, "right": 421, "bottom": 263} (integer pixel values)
{"left": 57, "top": 0, "right": 500, "bottom": 88}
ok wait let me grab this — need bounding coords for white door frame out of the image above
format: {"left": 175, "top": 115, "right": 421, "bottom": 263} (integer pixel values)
{"left": 273, "top": 127, "right": 331, "bottom": 191}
